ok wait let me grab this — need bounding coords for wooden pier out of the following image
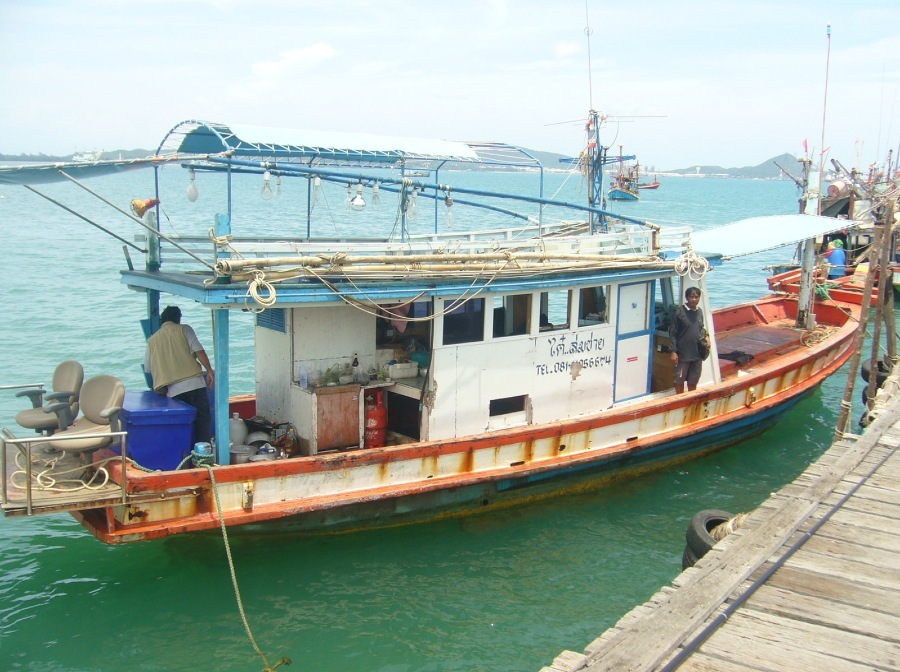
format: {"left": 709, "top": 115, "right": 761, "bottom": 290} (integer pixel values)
{"left": 543, "top": 382, "right": 900, "bottom": 672}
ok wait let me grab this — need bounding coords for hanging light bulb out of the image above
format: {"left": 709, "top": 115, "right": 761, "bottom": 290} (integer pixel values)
{"left": 275, "top": 174, "right": 282, "bottom": 198}
{"left": 444, "top": 190, "right": 455, "bottom": 229}
{"left": 372, "top": 182, "right": 381, "bottom": 208}
{"left": 408, "top": 187, "right": 419, "bottom": 220}
{"left": 186, "top": 168, "right": 199, "bottom": 202}
{"left": 312, "top": 176, "right": 323, "bottom": 207}
{"left": 350, "top": 184, "right": 366, "bottom": 211}
{"left": 346, "top": 183, "right": 353, "bottom": 209}
{"left": 261, "top": 170, "right": 273, "bottom": 200}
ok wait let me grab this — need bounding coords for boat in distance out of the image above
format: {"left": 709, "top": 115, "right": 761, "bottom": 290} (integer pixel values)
{"left": 0, "top": 113, "right": 859, "bottom": 544}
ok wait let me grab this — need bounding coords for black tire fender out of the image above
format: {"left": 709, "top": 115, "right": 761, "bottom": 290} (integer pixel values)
{"left": 861, "top": 359, "right": 890, "bottom": 386}
{"left": 685, "top": 509, "right": 735, "bottom": 559}
{"left": 681, "top": 544, "right": 699, "bottom": 570}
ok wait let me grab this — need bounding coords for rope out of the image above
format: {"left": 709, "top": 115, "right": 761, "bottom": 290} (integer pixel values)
{"left": 10, "top": 448, "right": 113, "bottom": 492}
{"left": 248, "top": 271, "right": 277, "bottom": 309}
{"left": 673, "top": 244, "right": 710, "bottom": 280}
{"left": 205, "top": 465, "right": 291, "bottom": 672}
{"left": 800, "top": 324, "right": 836, "bottom": 347}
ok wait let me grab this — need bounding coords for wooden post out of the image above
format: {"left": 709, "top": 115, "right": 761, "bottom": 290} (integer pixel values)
{"left": 834, "top": 237, "right": 880, "bottom": 441}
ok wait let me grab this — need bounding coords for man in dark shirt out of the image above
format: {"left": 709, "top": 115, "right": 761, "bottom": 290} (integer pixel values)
{"left": 669, "top": 287, "right": 705, "bottom": 393}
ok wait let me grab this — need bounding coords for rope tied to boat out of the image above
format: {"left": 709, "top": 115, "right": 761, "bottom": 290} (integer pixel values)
{"left": 9, "top": 446, "right": 113, "bottom": 492}
{"left": 248, "top": 271, "right": 277, "bottom": 309}
{"left": 673, "top": 243, "right": 710, "bottom": 280}
{"left": 208, "top": 226, "right": 235, "bottom": 248}
{"left": 205, "top": 465, "right": 291, "bottom": 672}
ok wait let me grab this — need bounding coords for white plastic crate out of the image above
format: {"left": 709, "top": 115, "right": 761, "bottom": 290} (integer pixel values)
{"left": 387, "top": 362, "right": 418, "bottom": 379}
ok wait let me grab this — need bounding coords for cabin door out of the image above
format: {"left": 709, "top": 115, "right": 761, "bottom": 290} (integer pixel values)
{"left": 613, "top": 281, "right": 653, "bottom": 402}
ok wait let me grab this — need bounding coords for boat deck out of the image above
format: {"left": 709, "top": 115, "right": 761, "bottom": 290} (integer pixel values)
{"left": 540, "top": 376, "right": 900, "bottom": 672}
{"left": 714, "top": 317, "right": 806, "bottom": 377}
{"left": 1, "top": 438, "right": 123, "bottom": 516}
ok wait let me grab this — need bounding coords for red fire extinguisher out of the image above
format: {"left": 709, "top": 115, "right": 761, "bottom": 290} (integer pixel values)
{"left": 365, "top": 390, "right": 387, "bottom": 448}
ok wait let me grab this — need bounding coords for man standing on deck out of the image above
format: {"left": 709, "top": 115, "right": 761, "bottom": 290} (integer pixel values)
{"left": 669, "top": 287, "right": 705, "bottom": 394}
{"left": 144, "top": 305, "right": 214, "bottom": 443}
{"left": 825, "top": 239, "right": 846, "bottom": 279}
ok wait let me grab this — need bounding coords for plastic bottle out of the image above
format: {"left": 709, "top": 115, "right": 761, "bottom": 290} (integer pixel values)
{"left": 352, "top": 353, "right": 366, "bottom": 383}
{"left": 230, "top": 412, "right": 248, "bottom": 445}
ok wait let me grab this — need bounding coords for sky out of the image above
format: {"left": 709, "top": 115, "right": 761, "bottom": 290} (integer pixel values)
{"left": 1, "top": 0, "right": 899, "bottom": 171}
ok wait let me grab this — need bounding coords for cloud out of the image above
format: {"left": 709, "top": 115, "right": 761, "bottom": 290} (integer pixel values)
{"left": 250, "top": 42, "right": 339, "bottom": 81}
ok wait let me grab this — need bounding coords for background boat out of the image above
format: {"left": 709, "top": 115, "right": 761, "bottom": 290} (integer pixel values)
{"left": 0, "top": 172, "right": 862, "bottom": 672}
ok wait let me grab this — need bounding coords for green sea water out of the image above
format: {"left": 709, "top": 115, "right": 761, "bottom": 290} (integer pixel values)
{"left": 0, "top": 169, "right": 850, "bottom": 671}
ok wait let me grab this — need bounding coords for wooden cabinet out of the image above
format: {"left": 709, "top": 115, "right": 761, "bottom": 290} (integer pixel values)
{"left": 314, "top": 384, "right": 361, "bottom": 452}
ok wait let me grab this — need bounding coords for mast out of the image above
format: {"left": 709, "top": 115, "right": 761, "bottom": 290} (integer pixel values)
{"left": 586, "top": 109, "right": 607, "bottom": 233}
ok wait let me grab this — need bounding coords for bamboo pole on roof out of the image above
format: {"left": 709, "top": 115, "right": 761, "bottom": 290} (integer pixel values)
{"left": 215, "top": 251, "right": 666, "bottom": 274}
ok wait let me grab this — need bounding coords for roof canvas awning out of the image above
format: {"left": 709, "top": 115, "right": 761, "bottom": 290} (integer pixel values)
{"left": 690, "top": 214, "right": 855, "bottom": 258}
{"left": 156, "top": 120, "right": 541, "bottom": 170}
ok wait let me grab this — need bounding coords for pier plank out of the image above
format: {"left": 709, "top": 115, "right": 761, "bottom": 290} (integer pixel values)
{"left": 764, "top": 564, "right": 900, "bottom": 615}
{"left": 697, "top": 609, "right": 895, "bottom": 672}
{"left": 742, "top": 584, "right": 900, "bottom": 643}
{"left": 812, "top": 517, "right": 900, "bottom": 552}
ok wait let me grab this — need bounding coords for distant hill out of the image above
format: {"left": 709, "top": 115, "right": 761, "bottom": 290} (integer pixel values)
{"left": 0, "top": 149, "right": 153, "bottom": 162}
{"left": 666, "top": 153, "right": 799, "bottom": 179}
{"left": 1, "top": 147, "right": 796, "bottom": 180}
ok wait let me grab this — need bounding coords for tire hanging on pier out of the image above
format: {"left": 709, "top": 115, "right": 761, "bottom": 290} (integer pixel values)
{"left": 682, "top": 509, "right": 738, "bottom": 570}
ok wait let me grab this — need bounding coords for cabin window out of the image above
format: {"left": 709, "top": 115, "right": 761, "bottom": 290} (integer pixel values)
{"left": 489, "top": 395, "right": 526, "bottom": 416}
{"left": 442, "top": 298, "right": 485, "bottom": 345}
{"left": 492, "top": 294, "right": 531, "bottom": 338}
{"left": 654, "top": 278, "right": 675, "bottom": 332}
{"left": 578, "top": 286, "right": 611, "bottom": 326}
{"left": 378, "top": 300, "right": 432, "bottom": 348}
{"left": 538, "top": 290, "right": 570, "bottom": 331}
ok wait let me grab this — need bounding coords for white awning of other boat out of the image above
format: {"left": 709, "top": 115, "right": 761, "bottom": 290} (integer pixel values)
{"left": 690, "top": 214, "right": 855, "bottom": 258}
{"left": 156, "top": 120, "right": 541, "bottom": 168}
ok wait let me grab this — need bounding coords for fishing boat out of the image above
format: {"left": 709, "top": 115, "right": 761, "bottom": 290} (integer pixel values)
{"left": 766, "top": 155, "right": 899, "bottom": 306}
{"left": 767, "top": 263, "right": 886, "bottom": 307}
{"left": 0, "top": 113, "right": 859, "bottom": 544}
{"left": 607, "top": 146, "right": 639, "bottom": 201}
{"left": 638, "top": 178, "right": 661, "bottom": 190}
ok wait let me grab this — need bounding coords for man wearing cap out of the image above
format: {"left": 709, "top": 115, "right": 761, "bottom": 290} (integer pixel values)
{"left": 825, "top": 239, "right": 846, "bottom": 279}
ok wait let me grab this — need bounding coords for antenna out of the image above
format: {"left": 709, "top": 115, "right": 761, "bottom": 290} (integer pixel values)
{"left": 817, "top": 23, "right": 832, "bottom": 214}
{"left": 584, "top": 1, "right": 593, "bottom": 110}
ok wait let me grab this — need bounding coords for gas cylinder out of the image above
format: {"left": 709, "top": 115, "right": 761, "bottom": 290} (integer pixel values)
{"left": 364, "top": 390, "right": 387, "bottom": 448}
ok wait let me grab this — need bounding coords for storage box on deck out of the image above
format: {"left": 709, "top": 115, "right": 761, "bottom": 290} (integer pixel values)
{"left": 387, "top": 362, "right": 418, "bottom": 379}
{"left": 121, "top": 391, "right": 196, "bottom": 470}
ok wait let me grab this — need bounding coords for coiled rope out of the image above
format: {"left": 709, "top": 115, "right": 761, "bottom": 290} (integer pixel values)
{"left": 673, "top": 244, "right": 710, "bottom": 280}
{"left": 205, "top": 466, "right": 291, "bottom": 672}
{"left": 10, "top": 447, "right": 112, "bottom": 492}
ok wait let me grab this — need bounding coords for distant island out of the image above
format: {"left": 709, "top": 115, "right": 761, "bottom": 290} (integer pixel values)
{"left": 0, "top": 149, "right": 153, "bottom": 162}
{"left": 526, "top": 149, "right": 799, "bottom": 180}
{"left": 1, "top": 148, "right": 798, "bottom": 180}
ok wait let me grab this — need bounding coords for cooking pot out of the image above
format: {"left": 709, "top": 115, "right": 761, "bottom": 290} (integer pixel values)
{"left": 230, "top": 445, "right": 255, "bottom": 465}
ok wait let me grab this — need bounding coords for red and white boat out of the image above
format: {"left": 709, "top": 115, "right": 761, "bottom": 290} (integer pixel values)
{"left": 1, "top": 114, "right": 860, "bottom": 544}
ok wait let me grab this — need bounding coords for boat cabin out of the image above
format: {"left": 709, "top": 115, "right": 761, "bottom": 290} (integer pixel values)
{"left": 252, "top": 271, "right": 717, "bottom": 454}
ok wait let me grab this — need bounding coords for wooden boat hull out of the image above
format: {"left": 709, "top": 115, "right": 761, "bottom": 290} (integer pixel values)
{"left": 67, "top": 296, "right": 858, "bottom": 544}
{"left": 608, "top": 187, "right": 638, "bottom": 201}
{"left": 767, "top": 266, "right": 881, "bottom": 307}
